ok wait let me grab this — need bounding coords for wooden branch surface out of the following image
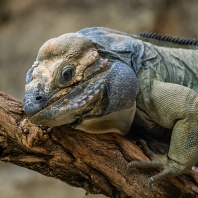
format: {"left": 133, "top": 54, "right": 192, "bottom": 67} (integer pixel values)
{"left": 0, "top": 91, "right": 198, "bottom": 198}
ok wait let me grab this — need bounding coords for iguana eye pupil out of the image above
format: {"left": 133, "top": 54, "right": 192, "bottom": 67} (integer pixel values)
{"left": 61, "top": 65, "right": 75, "bottom": 84}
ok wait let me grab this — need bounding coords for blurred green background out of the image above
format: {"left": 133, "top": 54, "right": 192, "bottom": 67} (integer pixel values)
{"left": 0, "top": 0, "right": 198, "bottom": 197}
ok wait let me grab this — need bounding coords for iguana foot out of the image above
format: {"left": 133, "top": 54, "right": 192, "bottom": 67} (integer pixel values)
{"left": 145, "top": 141, "right": 168, "bottom": 155}
{"left": 127, "top": 140, "right": 189, "bottom": 189}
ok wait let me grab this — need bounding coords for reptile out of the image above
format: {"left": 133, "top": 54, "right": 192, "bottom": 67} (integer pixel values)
{"left": 23, "top": 27, "right": 198, "bottom": 188}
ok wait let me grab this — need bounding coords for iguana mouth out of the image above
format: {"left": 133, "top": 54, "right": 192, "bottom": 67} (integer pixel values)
{"left": 44, "top": 86, "right": 74, "bottom": 108}
{"left": 29, "top": 78, "right": 106, "bottom": 123}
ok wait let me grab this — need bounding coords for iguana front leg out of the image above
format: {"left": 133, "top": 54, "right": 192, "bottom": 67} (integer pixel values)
{"left": 128, "top": 80, "right": 198, "bottom": 188}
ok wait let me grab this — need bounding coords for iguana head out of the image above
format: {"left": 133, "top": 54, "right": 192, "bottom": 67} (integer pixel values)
{"left": 24, "top": 32, "right": 138, "bottom": 134}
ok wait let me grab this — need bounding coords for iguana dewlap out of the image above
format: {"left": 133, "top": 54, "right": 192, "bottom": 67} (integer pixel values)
{"left": 24, "top": 27, "right": 198, "bottom": 188}
{"left": 76, "top": 102, "right": 136, "bottom": 135}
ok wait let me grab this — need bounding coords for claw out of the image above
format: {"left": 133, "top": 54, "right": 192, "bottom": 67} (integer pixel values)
{"left": 148, "top": 170, "right": 172, "bottom": 190}
{"left": 148, "top": 176, "right": 155, "bottom": 190}
{"left": 127, "top": 162, "right": 133, "bottom": 173}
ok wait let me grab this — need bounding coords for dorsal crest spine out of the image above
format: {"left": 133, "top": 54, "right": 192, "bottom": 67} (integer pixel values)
{"left": 139, "top": 32, "right": 198, "bottom": 46}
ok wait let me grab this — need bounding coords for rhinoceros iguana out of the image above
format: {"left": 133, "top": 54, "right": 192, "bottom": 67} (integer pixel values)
{"left": 23, "top": 27, "right": 198, "bottom": 188}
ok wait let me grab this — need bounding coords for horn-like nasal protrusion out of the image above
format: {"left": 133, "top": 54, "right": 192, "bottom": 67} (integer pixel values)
{"left": 34, "top": 82, "right": 42, "bottom": 92}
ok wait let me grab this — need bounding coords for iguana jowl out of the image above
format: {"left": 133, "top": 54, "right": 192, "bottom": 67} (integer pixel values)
{"left": 24, "top": 27, "right": 198, "bottom": 188}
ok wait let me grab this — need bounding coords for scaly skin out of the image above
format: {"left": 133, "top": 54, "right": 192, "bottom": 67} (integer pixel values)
{"left": 23, "top": 27, "right": 198, "bottom": 188}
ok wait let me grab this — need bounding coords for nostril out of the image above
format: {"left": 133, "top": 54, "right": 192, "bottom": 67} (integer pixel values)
{"left": 36, "top": 96, "right": 43, "bottom": 100}
{"left": 24, "top": 91, "right": 49, "bottom": 116}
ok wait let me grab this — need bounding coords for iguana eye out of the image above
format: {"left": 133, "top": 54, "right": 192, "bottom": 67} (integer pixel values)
{"left": 60, "top": 65, "right": 75, "bottom": 84}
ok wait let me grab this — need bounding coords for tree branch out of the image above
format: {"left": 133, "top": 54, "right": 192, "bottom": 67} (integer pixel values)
{"left": 0, "top": 91, "right": 198, "bottom": 197}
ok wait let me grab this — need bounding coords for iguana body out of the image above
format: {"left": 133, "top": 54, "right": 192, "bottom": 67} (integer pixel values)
{"left": 23, "top": 27, "right": 198, "bottom": 187}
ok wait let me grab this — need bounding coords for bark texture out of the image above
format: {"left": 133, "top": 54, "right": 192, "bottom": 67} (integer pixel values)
{"left": 0, "top": 91, "right": 198, "bottom": 198}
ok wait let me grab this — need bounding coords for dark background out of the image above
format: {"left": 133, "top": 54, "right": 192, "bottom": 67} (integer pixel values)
{"left": 0, "top": 0, "right": 198, "bottom": 197}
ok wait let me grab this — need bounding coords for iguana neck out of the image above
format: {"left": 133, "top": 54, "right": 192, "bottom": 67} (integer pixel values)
{"left": 76, "top": 102, "right": 136, "bottom": 135}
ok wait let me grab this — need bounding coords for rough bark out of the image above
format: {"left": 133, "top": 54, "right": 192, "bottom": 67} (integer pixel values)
{"left": 0, "top": 91, "right": 198, "bottom": 198}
